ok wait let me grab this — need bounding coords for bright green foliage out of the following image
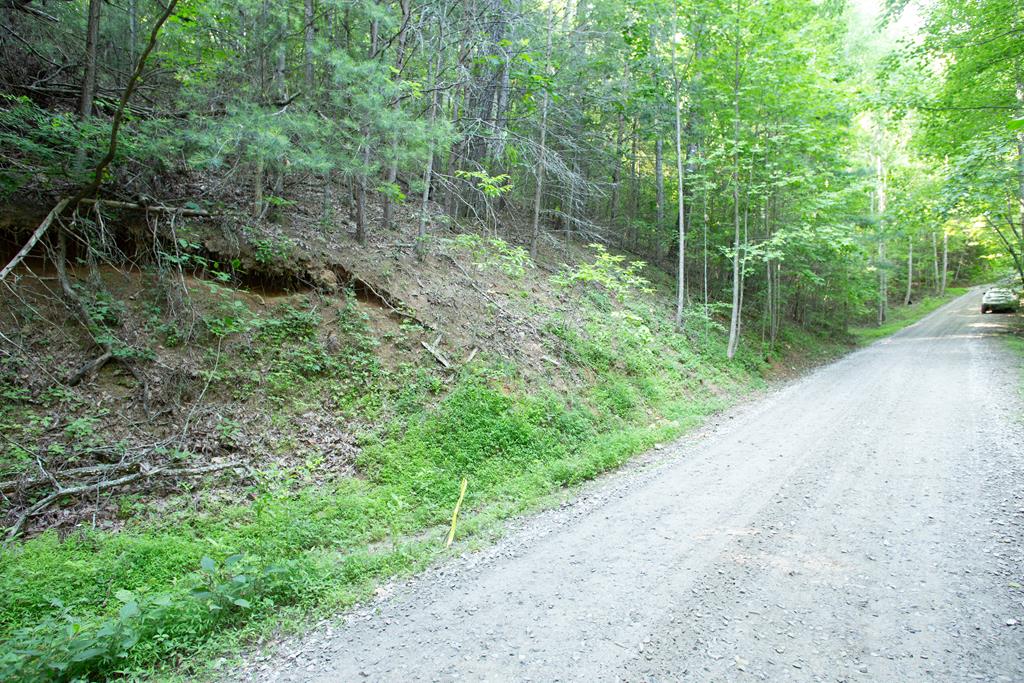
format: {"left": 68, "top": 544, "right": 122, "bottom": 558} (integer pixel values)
{"left": 552, "top": 244, "right": 654, "bottom": 302}
{"left": 445, "top": 234, "right": 533, "bottom": 278}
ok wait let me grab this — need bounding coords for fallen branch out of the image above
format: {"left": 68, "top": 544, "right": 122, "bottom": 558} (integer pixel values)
{"left": 0, "top": 198, "right": 70, "bottom": 281}
{"left": 5, "top": 461, "right": 241, "bottom": 541}
{"left": 78, "top": 198, "right": 211, "bottom": 216}
{"left": 0, "top": 462, "right": 140, "bottom": 494}
{"left": 66, "top": 349, "right": 113, "bottom": 387}
{"left": 5, "top": 0, "right": 59, "bottom": 22}
{"left": 421, "top": 335, "right": 451, "bottom": 369}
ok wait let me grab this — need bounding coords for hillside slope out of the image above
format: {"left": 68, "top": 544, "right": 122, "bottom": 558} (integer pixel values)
{"left": 1, "top": 196, "right": 853, "bottom": 680}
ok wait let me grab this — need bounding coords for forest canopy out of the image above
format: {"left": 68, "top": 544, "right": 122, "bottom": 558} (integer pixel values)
{"left": 1, "top": 0, "right": 1017, "bottom": 345}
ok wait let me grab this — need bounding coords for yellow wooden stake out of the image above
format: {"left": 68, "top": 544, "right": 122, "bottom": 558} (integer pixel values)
{"left": 445, "top": 477, "right": 468, "bottom": 548}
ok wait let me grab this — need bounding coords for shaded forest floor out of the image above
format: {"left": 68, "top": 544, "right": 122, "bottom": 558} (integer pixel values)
{"left": 0, "top": 194, "right": 973, "bottom": 680}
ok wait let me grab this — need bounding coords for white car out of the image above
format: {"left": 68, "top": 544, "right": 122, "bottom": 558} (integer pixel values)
{"left": 980, "top": 288, "right": 1020, "bottom": 314}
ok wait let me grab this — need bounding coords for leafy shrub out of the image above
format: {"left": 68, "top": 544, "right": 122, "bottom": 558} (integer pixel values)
{"left": 551, "top": 244, "right": 654, "bottom": 302}
{"left": 453, "top": 169, "right": 513, "bottom": 197}
{"left": 445, "top": 233, "right": 533, "bottom": 278}
{"left": 0, "top": 552, "right": 303, "bottom": 683}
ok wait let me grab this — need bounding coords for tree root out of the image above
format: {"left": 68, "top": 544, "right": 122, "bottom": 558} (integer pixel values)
{"left": 66, "top": 350, "right": 114, "bottom": 387}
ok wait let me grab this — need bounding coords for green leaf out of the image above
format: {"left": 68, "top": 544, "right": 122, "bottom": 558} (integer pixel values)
{"left": 119, "top": 601, "right": 141, "bottom": 620}
{"left": 1009, "top": 118, "right": 1024, "bottom": 131}
{"left": 114, "top": 589, "right": 134, "bottom": 603}
{"left": 200, "top": 556, "right": 216, "bottom": 572}
{"left": 232, "top": 598, "right": 252, "bottom": 609}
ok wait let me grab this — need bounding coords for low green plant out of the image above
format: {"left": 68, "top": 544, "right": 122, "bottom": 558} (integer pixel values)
{"left": 445, "top": 233, "right": 533, "bottom": 278}
{"left": 251, "top": 236, "right": 294, "bottom": 265}
{"left": 551, "top": 244, "right": 654, "bottom": 302}
{"left": 453, "top": 170, "right": 513, "bottom": 198}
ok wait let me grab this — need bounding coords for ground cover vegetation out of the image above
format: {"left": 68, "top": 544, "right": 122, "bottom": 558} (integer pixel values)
{"left": 0, "top": 0, "right": 1020, "bottom": 679}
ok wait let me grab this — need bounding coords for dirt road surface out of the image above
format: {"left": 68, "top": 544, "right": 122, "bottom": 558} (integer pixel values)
{"left": 236, "top": 289, "right": 1024, "bottom": 682}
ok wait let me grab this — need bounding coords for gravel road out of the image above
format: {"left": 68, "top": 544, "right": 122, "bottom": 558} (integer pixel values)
{"left": 236, "top": 289, "right": 1024, "bottom": 682}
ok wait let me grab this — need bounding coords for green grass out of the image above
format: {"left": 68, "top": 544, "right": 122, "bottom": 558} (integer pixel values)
{"left": 849, "top": 287, "right": 968, "bottom": 345}
{"left": 0, "top": 281, "right": 811, "bottom": 682}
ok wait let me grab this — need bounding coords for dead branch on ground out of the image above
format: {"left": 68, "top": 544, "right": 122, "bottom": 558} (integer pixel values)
{"left": 4, "top": 461, "right": 242, "bottom": 541}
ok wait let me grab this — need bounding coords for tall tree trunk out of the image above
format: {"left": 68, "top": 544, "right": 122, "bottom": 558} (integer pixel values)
{"left": 75, "top": 0, "right": 103, "bottom": 172}
{"left": 672, "top": 13, "right": 686, "bottom": 328}
{"left": 417, "top": 54, "right": 441, "bottom": 256}
{"left": 529, "top": 4, "right": 554, "bottom": 259}
{"left": 304, "top": 0, "right": 315, "bottom": 92}
{"left": 445, "top": 87, "right": 463, "bottom": 217}
{"left": 128, "top": 0, "right": 138, "bottom": 65}
{"left": 703, "top": 166, "right": 710, "bottom": 336}
{"left": 1016, "top": 76, "right": 1024, "bottom": 286}
{"left": 355, "top": 17, "right": 379, "bottom": 244}
{"left": 79, "top": 0, "right": 102, "bottom": 120}
{"left": 566, "top": 155, "right": 579, "bottom": 245}
{"left": 941, "top": 229, "right": 948, "bottom": 295}
{"left": 655, "top": 138, "right": 665, "bottom": 263}
{"left": 877, "top": 239, "right": 887, "bottom": 325}
{"left": 610, "top": 113, "right": 624, "bottom": 222}
{"left": 254, "top": 156, "right": 264, "bottom": 218}
{"left": 903, "top": 238, "right": 913, "bottom": 305}
{"left": 629, "top": 117, "right": 639, "bottom": 246}
{"left": 726, "top": 10, "right": 742, "bottom": 360}
{"left": 383, "top": 0, "right": 411, "bottom": 230}
{"left": 875, "top": 155, "right": 887, "bottom": 325}
{"left": 932, "top": 232, "right": 940, "bottom": 294}
{"left": 737, "top": 161, "right": 753, "bottom": 340}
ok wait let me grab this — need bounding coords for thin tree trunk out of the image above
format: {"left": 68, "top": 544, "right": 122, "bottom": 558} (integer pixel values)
{"left": 383, "top": 0, "right": 411, "bottom": 230}
{"left": 529, "top": 4, "right": 554, "bottom": 259}
{"left": 726, "top": 9, "right": 742, "bottom": 360}
{"left": 878, "top": 239, "right": 887, "bottom": 325}
{"left": 79, "top": 0, "right": 102, "bottom": 120}
{"left": 629, "top": 117, "right": 639, "bottom": 243}
{"left": 610, "top": 113, "right": 624, "bottom": 222}
{"left": 355, "top": 17, "right": 378, "bottom": 244}
{"left": 672, "top": 13, "right": 686, "bottom": 328}
{"left": 941, "top": 230, "right": 948, "bottom": 295}
{"left": 703, "top": 166, "right": 709, "bottom": 338}
{"left": 876, "top": 155, "right": 887, "bottom": 325}
{"left": 1016, "top": 76, "right": 1024, "bottom": 287}
{"left": 253, "top": 156, "right": 264, "bottom": 217}
{"left": 737, "top": 163, "right": 751, "bottom": 340}
{"left": 75, "top": 0, "right": 103, "bottom": 172}
{"left": 903, "top": 238, "right": 913, "bottom": 305}
{"left": 128, "top": 0, "right": 138, "bottom": 64}
{"left": 567, "top": 155, "right": 579, "bottom": 245}
{"left": 445, "top": 88, "right": 462, "bottom": 217}
{"left": 655, "top": 138, "right": 665, "bottom": 263}
{"left": 932, "top": 232, "right": 940, "bottom": 294}
{"left": 304, "top": 0, "right": 315, "bottom": 92}
{"left": 417, "top": 54, "right": 441, "bottom": 256}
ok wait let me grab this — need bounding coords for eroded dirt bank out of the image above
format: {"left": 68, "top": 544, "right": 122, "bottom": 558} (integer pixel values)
{"left": 234, "top": 289, "right": 1024, "bottom": 682}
